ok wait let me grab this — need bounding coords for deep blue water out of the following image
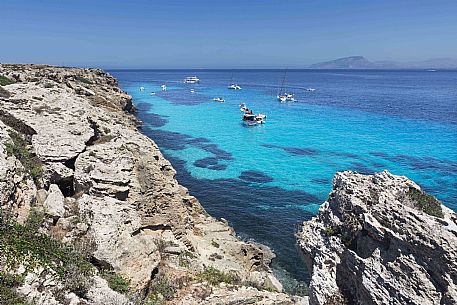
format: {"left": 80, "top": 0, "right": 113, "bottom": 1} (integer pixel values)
{"left": 110, "top": 69, "right": 457, "bottom": 292}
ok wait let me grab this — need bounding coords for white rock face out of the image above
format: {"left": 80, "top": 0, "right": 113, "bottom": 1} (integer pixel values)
{"left": 0, "top": 64, "right": 301, "bottom": 304}
{"left": 43, "top": 184, "right": 65, "bottom": 218}
{"left": 298, "top": 170, "right": 457, "bottom": 305}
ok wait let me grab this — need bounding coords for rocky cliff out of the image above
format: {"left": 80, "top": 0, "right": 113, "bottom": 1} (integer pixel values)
{"left": 298, "top": 170, "right": 457, "bottom": 305}
{"left": 0, "top": 64, "right": 305, "bottom": 305}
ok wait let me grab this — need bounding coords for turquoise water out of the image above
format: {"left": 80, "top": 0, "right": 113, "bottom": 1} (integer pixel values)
{"left": 111, "top": 69, "right": 457, "bottom": 291}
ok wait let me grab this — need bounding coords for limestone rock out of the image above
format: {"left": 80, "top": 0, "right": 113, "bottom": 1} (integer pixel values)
{"left": 43, "top": 184, "right": 65, "bottom": 218}
{"left": 298, "top": 170, "right": 457, "bottom": 305}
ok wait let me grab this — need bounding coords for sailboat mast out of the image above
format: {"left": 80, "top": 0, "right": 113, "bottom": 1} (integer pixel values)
{"left": 279, "top": 70, "right": 287, "bottom": 94}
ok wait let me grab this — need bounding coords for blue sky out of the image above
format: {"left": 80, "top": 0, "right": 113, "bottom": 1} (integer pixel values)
{"left": 1, "top": 0, "right": 456, "bottom": 68}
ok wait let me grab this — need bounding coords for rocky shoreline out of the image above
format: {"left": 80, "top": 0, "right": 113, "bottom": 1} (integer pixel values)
{"left": 298, "top": 170, "right": 457, "bottom": 305}
{"left": 0, "top": 64, "right": 303, "bottom": 304}
{"left": 1, "top": 64, "right": 456, "bottom": 305}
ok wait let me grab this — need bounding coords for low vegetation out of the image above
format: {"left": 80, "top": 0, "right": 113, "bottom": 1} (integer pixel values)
{"left": 0, "top": 272, "right": 32, "bottom": 305}
{"left": 324, "top": 225, "right": 337, "bottom": 237}
{"left": 195, "top": 266, "right": 240, "bottom": 286}
{"left": 0, "top": 75, "right": 14, "bottom": 86}
{"left": 178, "top": 250, "right": 196, "bottom": 267}
{"left": 407, "top": 187, "right": 444, "bottom": 218}
{"left": 4, "top": 131, "right": 42, "bottom": 182}
{"left": 102, "top": 271, "right": 130, "bottom": 294}
{"left": 0, "top": 209, "right": 94, "bottom": 297}
{"left": 145, "top": 276, "right": 176, "bottom": 305}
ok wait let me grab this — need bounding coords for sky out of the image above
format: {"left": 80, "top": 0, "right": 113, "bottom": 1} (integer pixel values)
{"left": 1, "top": 0, "right": 456, "bottom": 68}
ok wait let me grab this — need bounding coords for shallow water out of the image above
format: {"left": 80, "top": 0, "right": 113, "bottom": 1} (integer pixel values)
{"left": 111, "top": 69, "right": 457, "bottom": 291}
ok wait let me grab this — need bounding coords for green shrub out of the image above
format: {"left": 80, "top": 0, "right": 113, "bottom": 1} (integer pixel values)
{"left": 0, "top": 209, "right": 94, "bottom": 294}
{"left": 178, "top": 250, "right": 195, "bottom": 267}
{"left": 4, "top": 131, "right": 42, "bottom": 182}
{"left": 145, "top": 276, "right": 176, "bottom": 304}
{"left": 102, "top": 271, "right": 130, "bottom": 294}
{"left": 324, "top": 225, "right": 337, "bottom": 237}
{"left": 0, "top": 285, "right": 33, "bottom": 305}
{"left": 0, "top": 75, "right": 14, "bottom": 86}
{"left": 195, "top": 266, "right": 240, "bottom": 286}
{"left": 407, "top": 187, "right": 444, "bottom": 218}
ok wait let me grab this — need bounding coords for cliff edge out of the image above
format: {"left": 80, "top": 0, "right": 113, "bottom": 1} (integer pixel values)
{"left": 298, "top": 170, "right": 457, "bottom": 305}
{"left": 0, "top": 64, "right": 304, "bottom": 305}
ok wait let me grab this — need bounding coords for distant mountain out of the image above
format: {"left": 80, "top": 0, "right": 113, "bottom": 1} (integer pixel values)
{"left": 309, "top": 56, "right": 457, "bottom": 69}
{"left": 309, "top": 56, "right": 377, "bottom": 69}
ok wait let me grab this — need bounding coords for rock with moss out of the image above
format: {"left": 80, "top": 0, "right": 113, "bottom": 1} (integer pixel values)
{"left": 298, "top": 170, "right": 457, "bottom": 305}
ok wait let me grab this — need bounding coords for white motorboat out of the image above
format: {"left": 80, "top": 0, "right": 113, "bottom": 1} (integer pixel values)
{"left": 286, "top": 93, "right": 296, "bottom": 102}
{"left": 139, "top": 86, "right": 145, "bottom": 91}
{"left": 184, "top": 76, "right": 200, "bottom": 84}
{"left": 306, "top": 88, "right": 316, "bottom": 92}
{"left": 190, "top": 89, "right": 195, "bottom": 93}
{"left": 242, "top": 113, "right": 257, "bottom": 126}
{"left": 213, "top": 97, "right": 225, "bottom": 102}
{"left": 150, "top": 92, "right": 156, "bottom": 95}
{"left": 255, "top": 113, "right": 267, "bottom": 124}
{"left": 277, "top": 95, "right": 287, "bottom": 103}
{"left": 240, "top": 103, "right": 248, "bottom": 112}
{"left": 161, "top": 84, "right": 167, "bottom": 91}
{"left": 228, "top": 84, "right": 242, "bottom": 90}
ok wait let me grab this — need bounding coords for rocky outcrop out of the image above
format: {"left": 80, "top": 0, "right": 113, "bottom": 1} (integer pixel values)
{"left": 298, "top": 170, "right": 457, "bottom": 305}
{"left": 0, "top": 64, "right": 304, "bottom": 304}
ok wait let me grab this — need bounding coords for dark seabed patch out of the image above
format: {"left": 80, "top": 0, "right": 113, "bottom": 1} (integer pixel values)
{"left": 141, "top": 127, "right": 233, "bottom": 162}
{"left": 163, "top": 154, "right": 318, "bottom": 292}
{"left": 156, "top": 88, "right": 210, "bottom": 106}
{"left": 139, "top": 113, "right": 168, "bottom": 128}
{"left": 370, "top": 161, "right": 386, "bottom": 169}
{"left": 194, "top": 157, "right": 227, "bottom": 171}
{"left": 239, "top": 170, "right": 274, "bottom": 183}
{"left": 350, "top": 162, "right": 375, "bottom": 175}
{"left": 370, "top": 151, "right": 389, "bottom": 158}
{"left": 370, "top": 152, "right": 457, "bottom": 175}
{"left": 330, "top": 151, "right": 361, "bottom": 159}
{"left": 263, "top": 144, "right": 320, "bottom": 156}
{"left": 311, "top": 178, "right": 330, "bottom": 185}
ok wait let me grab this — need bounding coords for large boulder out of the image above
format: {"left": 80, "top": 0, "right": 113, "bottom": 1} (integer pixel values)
{"left": 298, "top": 170, "right": 457, "bottom": 305}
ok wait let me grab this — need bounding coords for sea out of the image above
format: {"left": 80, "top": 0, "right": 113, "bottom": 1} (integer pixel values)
{"left": 110, "top": 69, "right": 457, "bottom": 293}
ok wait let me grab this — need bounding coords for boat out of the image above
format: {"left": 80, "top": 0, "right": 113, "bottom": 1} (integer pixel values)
{"left": 213, "top": 97, "right": 225, "bottom": 102}
{"left": 228, "top": 84, "right": 242, "bottom": 90}
{"left": 139, "top": 86, "right": 145, "bottom": 91}
{"left": 190, "top": 89, "right": 195, "bottom": 93}
{"left": 277, "top": 71, "right": 296, "bottom": 102}
{"left": 161, "top": 84, "right": 167, "bottom": 91}
{"left": 240, "top": 103, "right": 248, "bottom": 112}
{"left": 228, "top": 73, "right": 242, "bottom": 90}
{"left": 184, "top": 76, "right": 200, "bottom": 84}
{"left": 150, "top": 92, "right": 156, "bottom": 95}
{"left": 242, "top": 113, "right": 257, "bottom": 126}
{"left": 255, "top": 113, "right": 267, "bottom": 124}
{"left": 306, "top": 88, "right": 316, "bottom": 92}
{"left": 277, "top": 95, "right": 287, "bottom": 103}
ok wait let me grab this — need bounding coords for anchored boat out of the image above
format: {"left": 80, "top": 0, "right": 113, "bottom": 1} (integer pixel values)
{"left": 277, "top": 71, "right": 296, "bottom": 102}
{"left": 242, "top": 113, "right": 258, "bottom": 126}
{"left": 213, "top": 97, "right": 225, "bottom": 102}
{"left": 228, "top": 73, "right": 242, "bottom": 90}
{"left": 184, "top": 76, "right": 200, "bottom": 84}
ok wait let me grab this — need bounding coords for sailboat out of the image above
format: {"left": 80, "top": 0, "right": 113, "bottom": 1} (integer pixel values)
{"left": 228, "top": 73, "right": 242, "bottom": 90}
{"left": 277, "top": 70, "right": 296, "bottom": 102}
